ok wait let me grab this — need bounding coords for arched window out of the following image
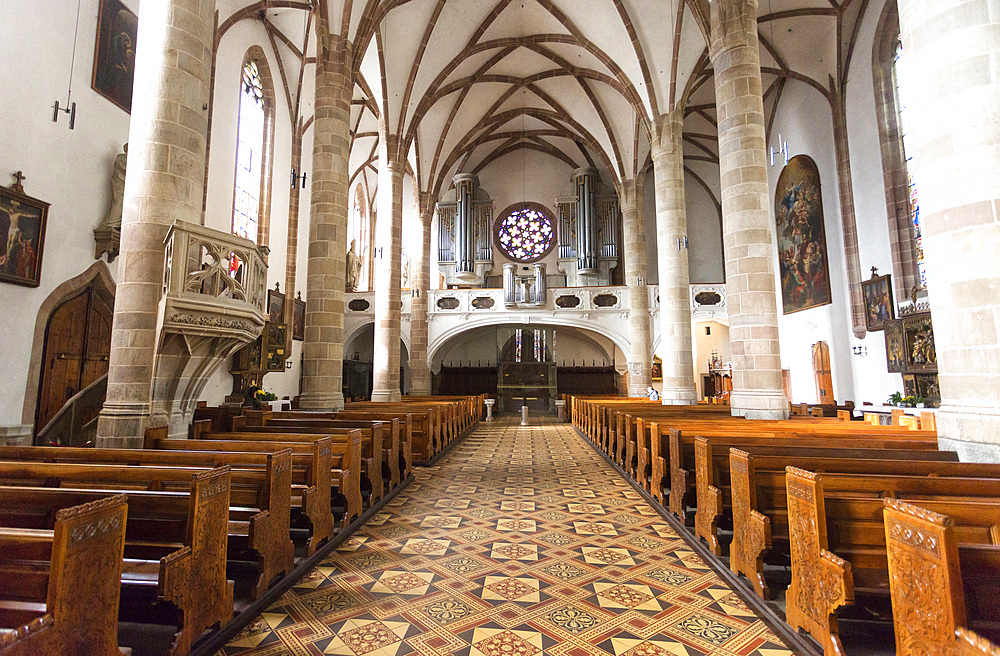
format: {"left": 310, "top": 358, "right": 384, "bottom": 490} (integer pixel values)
{"left": 494, "top": 203, "right": 556, "bottom": 263}
{"left": 892, "top": 38, "right": 927, "bottom": 289}
{"left": 874, "top": 3, "right": 925, "bottom": 298}
{"left": 233, "top": 60, "right": 265, "bottom": 243}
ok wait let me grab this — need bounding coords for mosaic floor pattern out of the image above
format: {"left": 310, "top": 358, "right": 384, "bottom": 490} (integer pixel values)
{"left": 216, "top": 417, "right": 792, "bottom": 656}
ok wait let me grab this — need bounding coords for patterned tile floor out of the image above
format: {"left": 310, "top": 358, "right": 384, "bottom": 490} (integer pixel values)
{"left": 216, "top": 417, "right": 792, "bottom": 656}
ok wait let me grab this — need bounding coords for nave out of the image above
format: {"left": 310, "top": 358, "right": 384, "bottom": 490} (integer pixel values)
{"left": 217, "top": 417, "right": 791, "bottom": 656}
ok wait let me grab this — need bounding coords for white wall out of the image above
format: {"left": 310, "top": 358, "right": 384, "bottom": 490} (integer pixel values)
{"left": 766, "top": 82, "right": 856, "bottom": 405}
{"left": 686, "top": 177, "right": 725, "bottom": 284}
{"left": 844, "top": 0, "right": 906, "bottom": 405}
{"left": 692, "top": 320, "right": 731, "bottom": 399}
{"left": 0, "top": 0, "right": 137, "bottom": 431}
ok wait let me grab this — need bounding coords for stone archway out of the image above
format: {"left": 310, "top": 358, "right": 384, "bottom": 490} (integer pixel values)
{"left": 21, "top": 261, "right": 116, "bottom": 433}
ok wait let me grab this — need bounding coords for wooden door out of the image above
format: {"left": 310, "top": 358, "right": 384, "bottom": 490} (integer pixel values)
{"left": 35, "top": 288, "right": 113, "bottom": 432}
{"left": 812, "top": 341, "right": 834, "bottom": 405}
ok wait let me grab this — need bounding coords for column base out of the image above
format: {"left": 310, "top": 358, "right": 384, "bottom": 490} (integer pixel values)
{"left": 371, "top": 389, "right": 402, "bottom": 402}
{"left": 730, "top": 390, "right": 789, "bottom": 420}
{"left": 96, "top": 402, "right": 151, "bottom": 449}
{"left": 410, "top": 366, "right": 431, "bottom": 396}
{"left": 0, "top": 424, "right": 33, "bottom": 446}
{"left": 660, "top": 385, "right": 698, "bottom": 405}
{"left": 299, "top": 392, "right": 345, "bottom": 411}
{"left": 936, "top": 405, "right": 1000, "bottom": 463}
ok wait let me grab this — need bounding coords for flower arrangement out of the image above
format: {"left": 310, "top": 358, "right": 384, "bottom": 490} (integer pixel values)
{"left": 255, "top": 389, "right": 277, "bottom": 402}
{"left": 887, "top": 391, "right": 924, "bottom": 407}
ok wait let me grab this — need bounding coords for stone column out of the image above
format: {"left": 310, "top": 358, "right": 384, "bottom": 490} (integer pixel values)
{"left": 409, "top": 191, "right": 434, "bottom": 396}
{"left": 650, "top": 111, "right": 697, "bottom": 405}
{"left": 299, "top": 29, "right": 352, "bottom": 410}
{"left": 897, "top": 0, "right": 1000, "bottom": 459}
{"left": 709, "top": 0, "right": 788, "bottom": 419}
{"left": 371, "top": 135, "right": 404, "bottom": 402}
{"left": 619, "top": 177, "right": 654, "bottom": 397}
{"left": 97, "top": 0, "right": 216, "bottom": 446}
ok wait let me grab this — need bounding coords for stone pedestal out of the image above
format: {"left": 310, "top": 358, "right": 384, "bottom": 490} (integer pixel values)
{"left": 97, "top": 0, "right": 216, "bottom": 447}
{"left": 371, "top": 141, "right": 404, "bottom": 402}
{"left": 898, "top": 0, "right": 1000, "bottom": 460}
{"left": 300, "top": 28, "right": 352, "bottom": 411}
{"left": 709, "top": 0, "right": 787, "bottom": 419}
{"left": 484, "top": 399, "right": 495, "bottom": 422}
{"left": 650, "top": 111, "right": 697, "bottom": 405}
{"left": 618, "top": 178, "right": 653, "bottom": 396}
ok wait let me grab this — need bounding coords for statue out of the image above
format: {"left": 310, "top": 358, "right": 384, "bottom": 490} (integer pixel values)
{"left": 103, "top": 144, "right": 127, "bottom": 229}
{"left": 346, "top": 238, "right": 361, "bottom": 291}
{"left": 401, "top": 249, "right": 411, "bottom": 289}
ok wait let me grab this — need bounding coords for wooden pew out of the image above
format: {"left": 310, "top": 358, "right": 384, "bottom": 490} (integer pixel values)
{"left": 0, "top": 495, "right": 128, "bottom": 656}
{"left": 0, "top": 467, "right": 234, "bottom": 656}
{"left": 783, "top": 467, "right": 1000, "bottom": 656}
{"left": 164, "top": 430, "right": 362, "bottom": 526}
{"left": 659, "top": 422, "right": 937, "bottom": 514}
{"left": 883, "top": 499, "right": 1000, "bottom": 655}
{"left": 721, "top": 445, "right": 985, "bottom": 596}
{"left": 343, "top": 403, "right": 442, "bottom": 460}
{"left": 0, "top": 453, "right": 292, "bottom": 600}
{"left": 0, "top": 441, "right": 300, "bottom": 595}
{"left": 234, "top": 415, "right": 385, "bottom": 501}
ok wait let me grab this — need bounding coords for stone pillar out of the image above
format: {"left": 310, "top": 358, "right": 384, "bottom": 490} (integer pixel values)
{"left": 409, "top": 192, "right": 434, "bottom": 396}
{"left": 371, "top": 136, "right": 404, "bottom": 402}
{"left": 709, "top": 0, "right": 788, "bottom": 419}
{"left": 650, "top": 111, "right": 697, "bottom": 405}
{"left": 97, "top": 0, "right": 216, "bottom": 446}
{"left": 830, "top": 84, "right": 867, "bottom": 339}
{"left": 897, "top": 0, "right": 1000, "bottom": 459}
{"left": 299, "top": 29, "right": 352, "bottom": 410}
{"left": 619, "top": 177, "right": 654, "bottom": 397}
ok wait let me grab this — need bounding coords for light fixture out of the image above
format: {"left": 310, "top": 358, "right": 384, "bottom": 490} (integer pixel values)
{"left": 53, "top": 0, "right": 83, "bottom": 130}
{"left": 769, "top": 134, "right": 790, "bottom": 167}
{"left": 852, "top": 345, "right": 868, "bottom": 357}
{"left": 290, "top": 167, "right": 307, "bottom": 189}
{"left": 676, "top": 236, "right": 688, "bottom": 250}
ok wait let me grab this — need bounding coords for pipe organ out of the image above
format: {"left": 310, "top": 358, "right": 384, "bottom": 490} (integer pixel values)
{"left": 437, "top": 173, "right": 493, "bottom": 286}
{"left": 557, "top": 168, "right": 621, "bottom": 286}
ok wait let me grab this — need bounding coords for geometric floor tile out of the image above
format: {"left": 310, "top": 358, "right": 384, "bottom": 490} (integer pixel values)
{"left": 215, "top": 416, "right": 791, "bottom": 656}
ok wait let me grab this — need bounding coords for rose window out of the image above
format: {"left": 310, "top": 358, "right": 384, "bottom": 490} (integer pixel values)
{"left": 496, "top": 207, "right": 555, "bottom": 262}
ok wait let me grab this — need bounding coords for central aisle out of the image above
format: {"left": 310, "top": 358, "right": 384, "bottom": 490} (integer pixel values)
{"left": 217, "top": 417, "right": 792, "bottom": 656}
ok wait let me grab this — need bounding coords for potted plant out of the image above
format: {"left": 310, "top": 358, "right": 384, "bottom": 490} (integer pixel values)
{"left": 887, "top": 391, "right": 903, "bottom": 407}
{"left": 256, "top": 389, "right": 281, "bottom": 411}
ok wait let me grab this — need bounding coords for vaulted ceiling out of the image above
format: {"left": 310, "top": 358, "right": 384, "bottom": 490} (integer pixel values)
{"left": 216, "top": 0, "right": 880, "bottom": 208}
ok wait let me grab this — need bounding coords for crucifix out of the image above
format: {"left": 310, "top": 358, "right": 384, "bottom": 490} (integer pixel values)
{"left": 870, "top": 266, "right": 879, "bottom": 279}
{"left": 11, "top": 171, "right": 25, "bottom": 194}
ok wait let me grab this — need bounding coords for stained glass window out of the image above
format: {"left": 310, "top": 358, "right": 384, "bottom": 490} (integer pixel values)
{"left": 894, "top": 37, "right": 927, "bottom": 288}
{"left": 233, "top": 60, "right": 265, "bottom": 246}
{"left": 497, "top": 206, "right": 555, "bottom": 262}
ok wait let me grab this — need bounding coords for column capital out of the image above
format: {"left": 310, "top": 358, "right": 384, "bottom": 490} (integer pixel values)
{"left": 417, "top": 191, "right": 436, "bottom": 222}
{"left": 708, "top": 0, "right": 760, "bottom": 62}
{"left": 616, "top": 177, "right": 645, "bottom": 213}
{"left": 649, "top": 108, "right": 685, "bottom": 161}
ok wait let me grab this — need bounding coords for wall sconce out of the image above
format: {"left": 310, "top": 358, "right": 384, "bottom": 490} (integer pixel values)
{"left": 635, "top": 276, "right": 646, "bottom": 286}
{"left": 769, "top": 134, "right": 791, "bottom": 167}
{"left": 676, "top": 236, "right": 688, "bottom": 250}
{"left": 412, "top": 289, "right": 420, "bottom": 298}
{"left": 285, "top": 359, "right": 294, "bottom": 369}
{"left": 374, "top": 247, "right": 384, "bottom": 259}
{"left": 852, "top": 345, "right": 868, "bottom": 357}
{"left": 290, "top": 167, "right": 307, "bottom": 189}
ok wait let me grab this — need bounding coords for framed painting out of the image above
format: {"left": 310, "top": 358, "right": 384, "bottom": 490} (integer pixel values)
{"left": 267, "top": 285, "right": 285, "bottom": 325}
{"left": 775, "top": 155, "right": 832, "bottom": 314}
{"left": 862, "top": 273, "right": 895, "bottom": 331}
{"left": 292, "top": 292, "right": 305, "bottom": 341}
{"left": 0, "top": 182, "right": 49, "bottom": 288}
{"left": 884, "top": 319, "right": 905, "bottom": 373}
{"left": 651, "top": 356, "right": 662, "bottom": 382}
{"left": 902, "top": 312, "right": 937, "bottom": 373}
{"left": 92, "top": 0, "right": 138, "bottom": 113}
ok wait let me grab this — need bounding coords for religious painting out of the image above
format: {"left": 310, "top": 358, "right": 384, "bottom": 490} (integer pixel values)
{"left": 862, "top": 273, "right": 895, "bottom": 331}
{"left": 902, "top": 312, "right": 937, "bottom": 373}
{"left": 775, "top": 155, "right": 832, "bottom": 314}
{"left": 92, "top": 0, "right": 138, "bottom": 113}
{"left": 651, "top": 356, "right": 662, "bottom": 382}
{"left": 0, "top": 181, "right": 49, "bottom": 288}
{"left": 267, "top": 285, "right": 285, "bottom": 325}
{"left": 884, "top": 319, "right": 905, "bottom": 373}
{"left": 292, "top": 293, "right": 305, "bottom": 341}
{"left": 903, "top": 373, "right": 940, "bottom": 405}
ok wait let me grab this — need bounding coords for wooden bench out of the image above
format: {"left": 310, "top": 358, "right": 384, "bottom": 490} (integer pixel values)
{"left": 0, "top": 466, "right": 234, "bottom": 656}
{"left": 343, "top": 403, "right": 442, "bottom": 460}
{"left": 883, "top": 499, "right": 1000, "bottom": 655}
{"left": 783, "top": 466, "right": 1000, "bottom": 656}
{"left": 0, "top": 453, "right": 292, "bottom": 601}
{"left": 0, "top": 495, "right": 128, "bottom": 656}
{"left": 165, "top": 429, "right": 362, "bottom": 526}
{"left": 233, "top": 415, "right": 385, "bottom": 501}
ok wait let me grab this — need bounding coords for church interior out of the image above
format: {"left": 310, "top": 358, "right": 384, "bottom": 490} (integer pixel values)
{"left": 1, "top": 0, "right": 999, "bottom": 655}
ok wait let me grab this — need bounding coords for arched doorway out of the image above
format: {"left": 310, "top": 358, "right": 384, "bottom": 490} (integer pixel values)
{"left": 34, "top": 285, "right": 113, "bottom": 433}
{"left": 812, "top": 341, "right": 834, "bottom": 405}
